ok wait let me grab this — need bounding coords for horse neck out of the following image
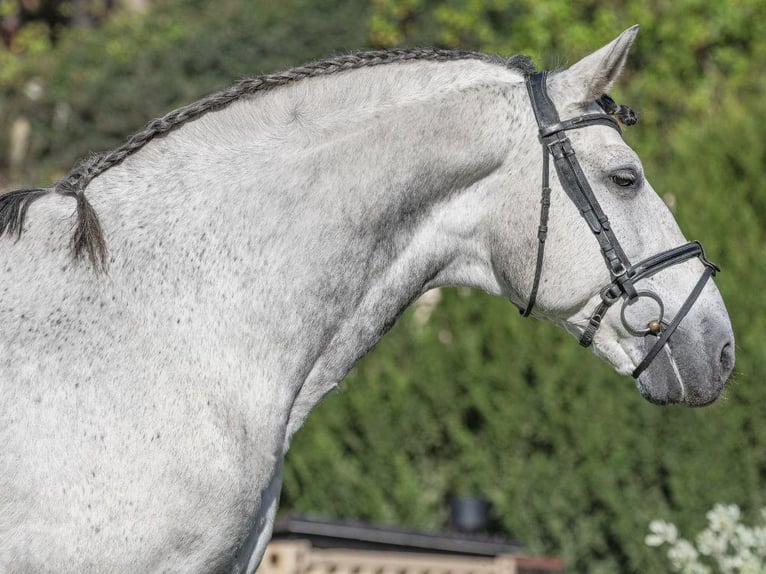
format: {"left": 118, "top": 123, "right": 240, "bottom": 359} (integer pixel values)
{"left": 87, "top": 59, "right": 530, "bottom": 410}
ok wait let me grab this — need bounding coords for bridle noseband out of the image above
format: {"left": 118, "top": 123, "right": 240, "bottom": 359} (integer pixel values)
{"left": 520, "top": 72, "right": 720, "bottom": 379}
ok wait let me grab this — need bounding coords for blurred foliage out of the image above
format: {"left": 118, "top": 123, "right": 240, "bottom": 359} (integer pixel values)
{"left": 1, "top": 2, "right": 765, "bottom": 573}
{"left": 0, "top": 0, "right": 120, "bottom": 44}
{"left": 0, "top": 0, "right": 371, "bottom": 184}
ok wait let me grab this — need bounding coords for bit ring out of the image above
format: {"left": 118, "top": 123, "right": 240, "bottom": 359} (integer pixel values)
{"left": 620, "top": 290, "right": 665, "bottom": 336}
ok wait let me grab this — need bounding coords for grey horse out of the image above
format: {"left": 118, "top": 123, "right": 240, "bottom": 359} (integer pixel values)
{"left": 0, "top": 26, "right": 733, "bottom": 573}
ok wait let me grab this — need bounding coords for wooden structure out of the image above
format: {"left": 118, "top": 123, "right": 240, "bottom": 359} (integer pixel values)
{"left": 257, "top": 516, "right": 565, "bottom": 574}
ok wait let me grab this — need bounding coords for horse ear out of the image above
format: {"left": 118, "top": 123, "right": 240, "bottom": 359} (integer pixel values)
{"left": 556, "top": 25, "right": 640, "bottom": 104}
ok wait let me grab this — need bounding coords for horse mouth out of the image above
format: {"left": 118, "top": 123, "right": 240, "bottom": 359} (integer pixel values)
{"left": 633, "top": 337, "right": 732, "bottom": 407}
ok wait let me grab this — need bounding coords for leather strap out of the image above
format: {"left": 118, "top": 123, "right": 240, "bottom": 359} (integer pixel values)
{"left": 523, "top": 72, "right": 636, "bottom": 318}
{"left": 539, "top": 114, "right": 622, "bottom": 138}
{"left": 520, "top": 145, "right": 551, "bottom": 317}
{"left": 579, "top": 241, "right": 718, "bottom": 347}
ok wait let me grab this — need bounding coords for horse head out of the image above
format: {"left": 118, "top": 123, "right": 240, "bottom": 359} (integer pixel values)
{"left": 491, "top": 27, "right": 735, "bottom": 405}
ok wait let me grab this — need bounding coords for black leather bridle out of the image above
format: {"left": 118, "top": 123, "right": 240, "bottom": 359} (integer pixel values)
{"left": 520, "top": 72, "right": 720, "bottom": 379}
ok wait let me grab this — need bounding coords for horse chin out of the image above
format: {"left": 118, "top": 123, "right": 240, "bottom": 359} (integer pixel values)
{"left": 634, "top": 372, "right": 685, "bottom": 406}
{"left": 636, "top": 375, "right": 723, "bottom": 407}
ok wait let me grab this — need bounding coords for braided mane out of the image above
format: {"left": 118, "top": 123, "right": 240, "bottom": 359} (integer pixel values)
{"left": 0, "top": 48, "right": 536, "bottom": 272}
{"left": 63, "top": 49, "right": 535, "bottom": 191}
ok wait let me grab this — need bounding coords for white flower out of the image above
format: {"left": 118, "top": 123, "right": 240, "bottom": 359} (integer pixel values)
{"left": 668, "top": 539, "right": 699, "bottom": 569}
{"left": 739, "top": 555, "right": 764, "bottom": 574}
{"left": 697, "top": 528, "right": 727, "bottom": 556}
{"left": 684, "top": 563, "right": 712, "bottom": 574}
{"left": 647, "top": 519, "right": 679, "bottom": 546}
{"left": 716, "top": 554, "right": 745, "bottom": 573}
{"left": 751, "top": 525, "right": 766, "bottom": 555}
{"left": 733, "top": 523, "right": 756, "bottom": 551}
{"left": 648, "top": 504, "right": 766, "bottom": 573}
{"left": 707, "top": 504, "right": 741, "bottom": 537}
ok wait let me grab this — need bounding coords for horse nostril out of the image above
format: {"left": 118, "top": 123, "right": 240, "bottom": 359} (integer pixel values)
{"left": 720, "top": 342, "right": 735, "bottom": 380}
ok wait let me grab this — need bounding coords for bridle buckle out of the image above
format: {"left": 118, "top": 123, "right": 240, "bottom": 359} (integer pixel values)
{"left": 600, "top": 284, "right": 621, "bottom": 305}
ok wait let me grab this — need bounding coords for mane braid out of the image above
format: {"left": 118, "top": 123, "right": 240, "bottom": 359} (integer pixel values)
{"left": 59, "top": 48, "right": 535, "bottom": 193}
{"left": 0, "top": 48, "right": 534, "bottom": 274}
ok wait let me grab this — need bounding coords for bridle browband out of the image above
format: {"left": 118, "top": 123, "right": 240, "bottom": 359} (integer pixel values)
{"left": 520, "top": 72, "right": 720, "bottom": 379}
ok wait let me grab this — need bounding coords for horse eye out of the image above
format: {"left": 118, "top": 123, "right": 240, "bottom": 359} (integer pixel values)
{"left": 610, "top": 170, "right": 638, "bottom": 188}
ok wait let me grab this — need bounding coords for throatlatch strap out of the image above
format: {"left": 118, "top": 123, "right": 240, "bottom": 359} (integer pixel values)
{"left": 520, "top": 145, "right": 551, "bottom": 317}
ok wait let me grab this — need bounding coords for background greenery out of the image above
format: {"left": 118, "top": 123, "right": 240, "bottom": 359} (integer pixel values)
{"left": 1, "top": 1, "right": 764, "bottom": 572}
